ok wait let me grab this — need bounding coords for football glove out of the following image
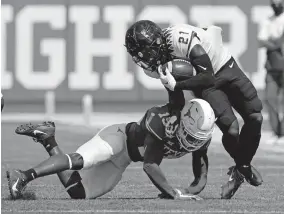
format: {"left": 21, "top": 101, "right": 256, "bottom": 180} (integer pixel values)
{"left": 158, "top": 65, "right": 176, "bottom": 91}
{"left": 158, "top": 189, "right": 203, "bottom": 201}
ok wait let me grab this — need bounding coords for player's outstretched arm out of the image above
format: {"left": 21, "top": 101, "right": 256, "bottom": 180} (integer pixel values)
{"left": 143, "top": 133, "right": 176, "bottom": 199}
{"left": 185, "top": 149, "right": 208, "bottom": 195}
{"left": 175, "top": 44, "right": 215, "bottom": 90}
{"left": 142, "top": 133, "right": 203, "bottom": 201}
{"left": 166, "top": 87, "right": 185, "bottom": 113}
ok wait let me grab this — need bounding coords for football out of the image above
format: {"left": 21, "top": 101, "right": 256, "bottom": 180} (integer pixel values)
{"left": 161, "top": 59, "right": 195, "bottom": 81}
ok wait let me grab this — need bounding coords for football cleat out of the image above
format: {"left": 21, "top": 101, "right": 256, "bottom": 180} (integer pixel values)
{"left": 15, "top": 121, "right": 55, "bottom": 143}
{"left": 6, "top": 170, "right": 28, "bottom": 200}
{"left": 237, "top": 165, "right": 263, "bottom": 187}
{"left": 221, "top": 166, "right": 244, "bottom": 199}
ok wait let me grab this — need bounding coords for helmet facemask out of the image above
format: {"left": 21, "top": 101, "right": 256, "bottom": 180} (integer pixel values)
{"left": 132, "top": 40, "right": 169, "bottom": 72}
{"left": 125, "top": 20, "right": 170, "bottom": 72}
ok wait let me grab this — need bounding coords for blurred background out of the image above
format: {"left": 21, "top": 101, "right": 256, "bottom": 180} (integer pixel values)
{"left": 0, "top": 0, "right": 280, "bottom": 127}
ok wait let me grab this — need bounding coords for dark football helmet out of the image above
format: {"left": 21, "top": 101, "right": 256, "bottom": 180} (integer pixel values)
{"left": 125, "top": 20, "right": 170, "bottom": 72}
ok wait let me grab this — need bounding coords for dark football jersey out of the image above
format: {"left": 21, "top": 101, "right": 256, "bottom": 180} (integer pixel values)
{"left": 125, "top": 104, "right": 189, "bottom": 162}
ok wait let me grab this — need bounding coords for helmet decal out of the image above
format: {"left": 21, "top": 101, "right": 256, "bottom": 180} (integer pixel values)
{"left": 176, "top": 99, "right": 215, "bottom": 152}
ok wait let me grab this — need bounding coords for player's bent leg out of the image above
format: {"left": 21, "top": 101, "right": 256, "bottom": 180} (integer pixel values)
{"left": 225, "top": 66, "right": 264, "bottom": 187}
{"left": 219, "top": 119, "right": 246, "bottom": 199}
{"left": 65, "top": 171, "right": 86, "bottom": 199}
{"left": 220, "top": 119, "right": 239, "bottom": 162}
{"left": 56, "top": 125, "right": 125, "bottom": 200}
{"left": 57, "top": 153, "right": 87, "bottom": 199}
{"left": 6, "top": 153, "right": 83, "bottom": 200}
{"left": 201, "top": 87, "right": 240, "bottom": 160}
{"left": 15, "top": 121, "right": 80, "bottom": 193}
{"left": 76, "top": 124, "right": 131, "bottom": 198}
{"left": 239, "top": 112, "right": 263, "bottom": 165}
{"left": 238, "top": 112, "right": 263, "bottom": 187}
{"left": 201, "top": 87, "right": 246, "bottom": 199}
{"left": 80, "top": 160, "right": 130, "bottom": 199}
{"left": 15, "top": 121, "right": 56, "bottom": 152}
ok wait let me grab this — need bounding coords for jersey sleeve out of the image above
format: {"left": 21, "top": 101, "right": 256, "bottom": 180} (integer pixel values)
{"left": 171, "top": 25, "right": 201, "bottom": 58}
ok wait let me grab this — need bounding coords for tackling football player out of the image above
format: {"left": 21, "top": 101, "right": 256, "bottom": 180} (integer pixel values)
{"left": 125, "top": 20, "right": 263, "bottom": 199}
{"left": 7, "top": 99, "right": 214, "bottom": 200}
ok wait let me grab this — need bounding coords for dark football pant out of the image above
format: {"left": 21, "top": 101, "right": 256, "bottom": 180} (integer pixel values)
{"left": 196, "top": 57, "right": 263, "bottom": 166}
{"left": 265, "top": 70, "right": 284, "bottom": 137}
{"left": 1, "top": 97, "right": 4, "bottom": 112}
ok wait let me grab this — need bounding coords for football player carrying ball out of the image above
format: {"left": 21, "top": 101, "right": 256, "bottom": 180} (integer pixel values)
{"left": 125, "top": 20, "right": 263, "bottom": 199}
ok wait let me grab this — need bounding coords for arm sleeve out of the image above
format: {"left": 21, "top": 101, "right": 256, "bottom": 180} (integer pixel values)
{"left": 143, "top": 133, "right": 176, "bottom": 198}
{"left": 166, "top": 87, "right": 185, "bottom": 112}
{"left": 185, "top": 149, "right": 208, "bottom": 195}
{"left": 191, "top": 149, "right": 209, "bottom": 178}
{"left": 175, "top": 44, "right": 215, "bottom": 90}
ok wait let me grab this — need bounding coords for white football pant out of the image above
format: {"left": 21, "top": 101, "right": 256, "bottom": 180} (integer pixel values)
{"left": 75, "top": 123, "right": 131, "bottom": 199}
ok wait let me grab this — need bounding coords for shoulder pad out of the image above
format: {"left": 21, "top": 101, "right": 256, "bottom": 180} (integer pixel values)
{"left": 145, "top": 105, "right": 170, "bottom": 140}
{"left": 145, "top": 105, "right": 179, "bottom": 140}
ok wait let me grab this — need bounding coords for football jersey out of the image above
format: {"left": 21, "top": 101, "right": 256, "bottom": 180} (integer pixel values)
{"left": 163, "top": 24, "right": 231, "bottom": 73}
{"left": 258, "top": 12, "right": 284, "bottom": 41}
{"left": 125, "top": 104, "right": 189, "bottom": 161}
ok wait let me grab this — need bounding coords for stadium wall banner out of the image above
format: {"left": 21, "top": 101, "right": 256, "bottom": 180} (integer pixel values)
{"left": 1, "top": 0, "right": 272, "bottom": 102}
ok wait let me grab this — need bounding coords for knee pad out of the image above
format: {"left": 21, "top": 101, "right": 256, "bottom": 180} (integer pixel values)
{"left": 66, "top": 153, "right": 84, "bottom": 170}
{"left": 246, "top": 113, "right": 263, "bottom": 128}
{"left": 65, "top": 171, "right": 86, "bottom": 199}
{"left": 227, "top": 120, "right": 240, "bottom": 137}
{"left": 222, "top": 120, "right": 239, "bottom": 150}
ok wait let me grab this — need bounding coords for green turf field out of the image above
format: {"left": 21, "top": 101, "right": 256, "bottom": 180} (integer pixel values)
{"left": 1, "top": 122, "right": 284, "bottom": 214}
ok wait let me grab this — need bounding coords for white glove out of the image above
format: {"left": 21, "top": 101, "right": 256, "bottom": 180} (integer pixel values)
{"left": 158, "top": 65, "right": 176, "bottom": 91}
{"left": 174, "top": 188, "right": 203, "bottom": 201}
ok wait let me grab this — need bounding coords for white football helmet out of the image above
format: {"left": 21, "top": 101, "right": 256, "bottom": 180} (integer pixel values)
{"left": 176, "top": 99, "right": 215, "bottom": 152}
